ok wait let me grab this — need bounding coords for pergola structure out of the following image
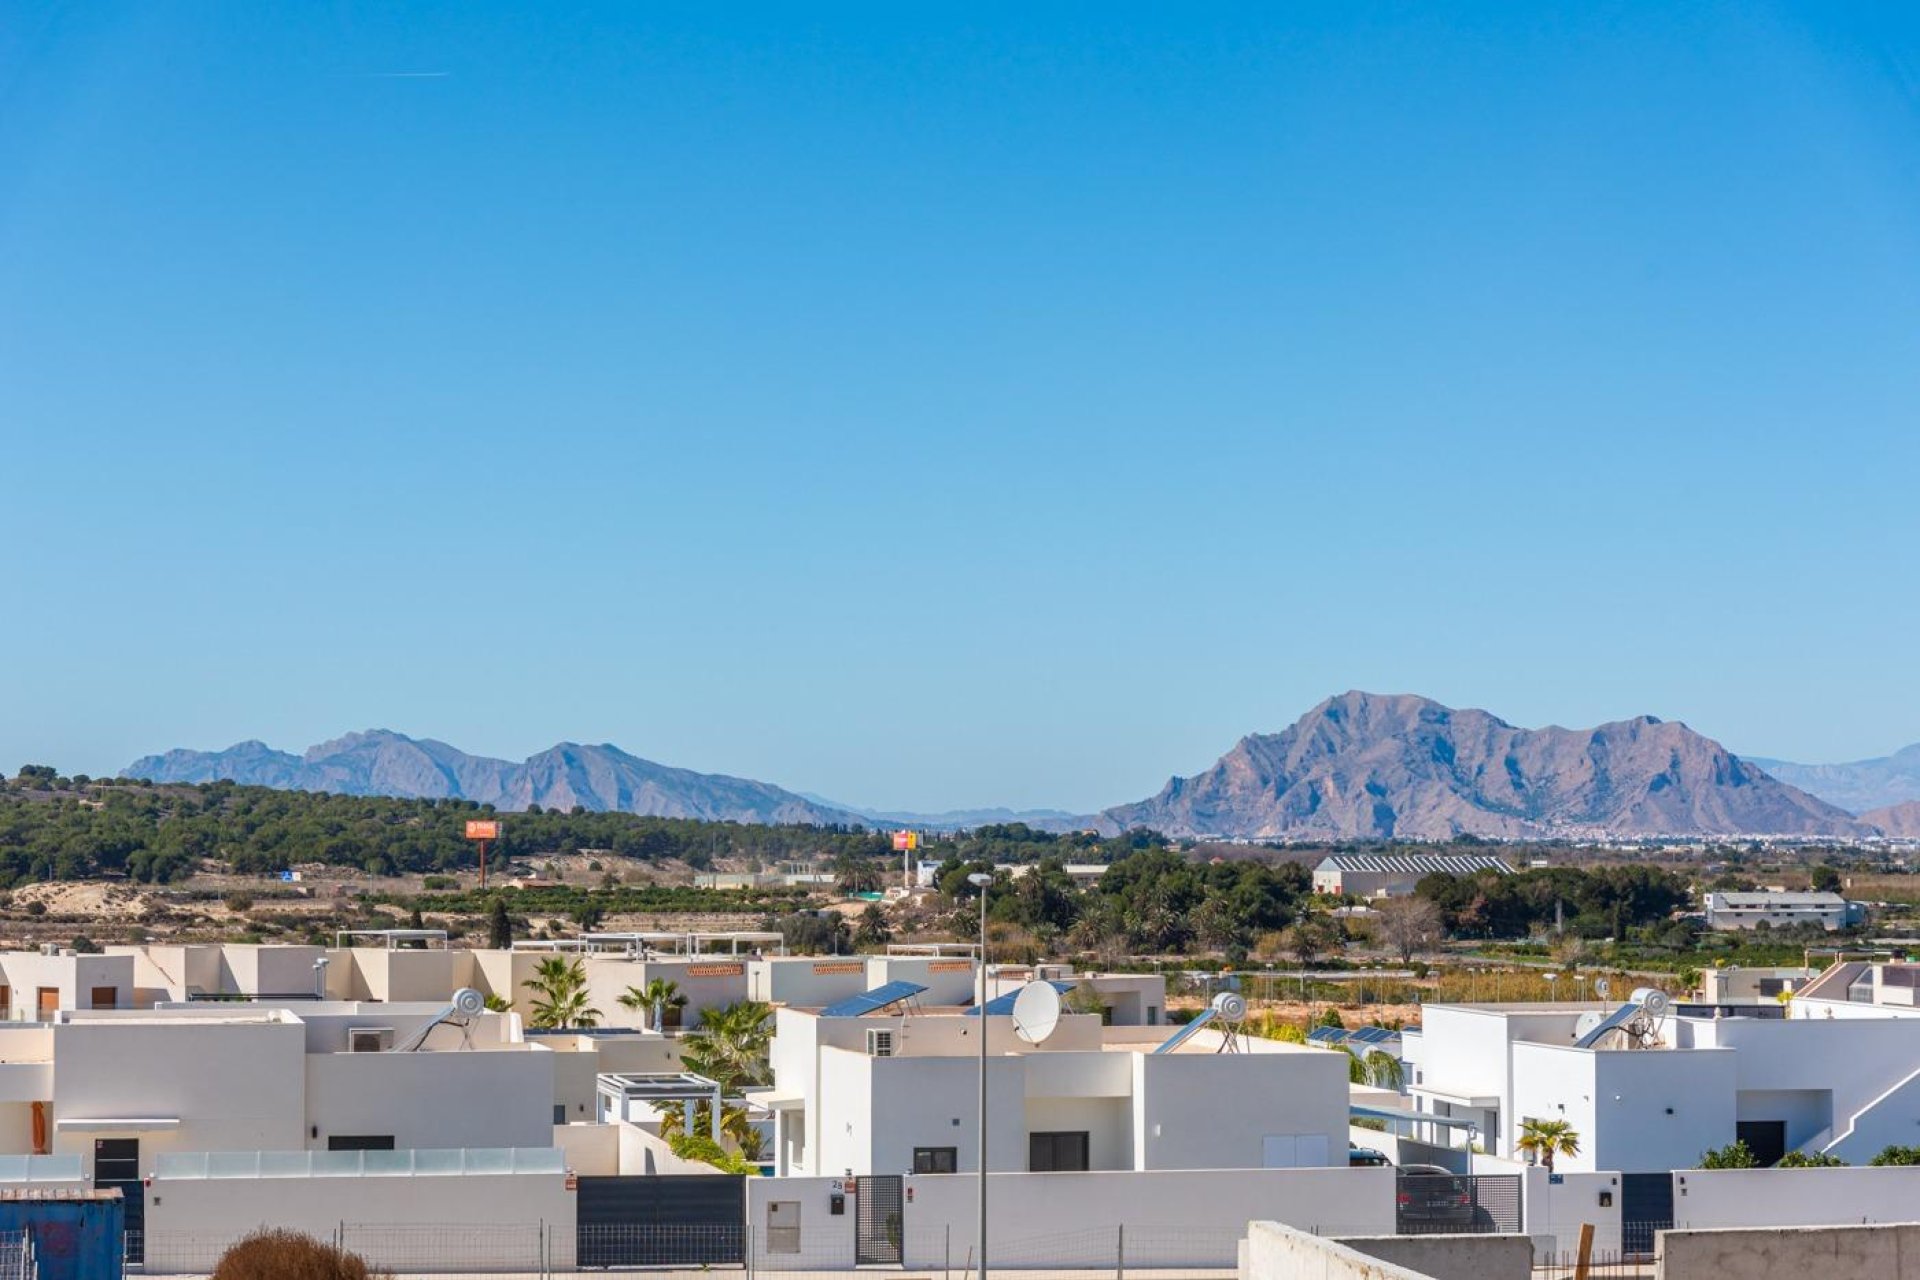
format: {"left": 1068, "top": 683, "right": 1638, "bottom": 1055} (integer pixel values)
{"left": 334, "top": 929, "right": 449, "bottom": 950}
{"left": 596, "top": 1072, "right": 727, "bottom": 1141}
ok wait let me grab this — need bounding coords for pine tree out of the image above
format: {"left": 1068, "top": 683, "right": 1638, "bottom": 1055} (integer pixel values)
{"left": 488, "top": 896, "right": 512, "bottom": 949}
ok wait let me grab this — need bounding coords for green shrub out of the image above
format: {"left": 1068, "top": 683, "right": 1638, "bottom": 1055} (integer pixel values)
{"left": 1869, "top": 1145, "right": 1920, "bottom": 1166}
{"left": 667, "top": 1130, "right": 760, "bottom": 1175}
{"left": 1697, "top": 1140, "right": 1758, "bottom": 1169}
{"left": 1777, "top": 1151, "right": 1846, "bottom": 1168}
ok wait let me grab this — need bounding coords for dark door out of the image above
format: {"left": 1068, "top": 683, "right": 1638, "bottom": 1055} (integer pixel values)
{"left": 575, "top": 1174, "right": 745, "bottom": 1266}
{"left": 1737, "top": 1120, "right": 1788, "bottom": 1167}
{"left": 94, "top": 1138, "right": 143, "bottom": 1264}
{"left": 854, "top": 1174, "right": 904, "bottom": 1265}
{"left": 1621, "top": 1172, "right": 1673, "bottom": 1257}
{"left": 1029, "top": 1131, "right": 1091, "bottom": 1172}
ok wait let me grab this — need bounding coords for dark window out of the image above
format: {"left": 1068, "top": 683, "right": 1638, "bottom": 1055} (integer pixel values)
{"left": 912, "top": 1147, "right": 957, "bottom": 1174}
{"left": 93, "top": 1138, "right": 139, "bottom": 1183}
{"left": 1029, "top": 1131, "right": 1090, "bottom": 1172}
{"left": 554, "top": 1104, "right": 568, "bottom": 1125}
{"left": 327, "top": 1135, "right": 396, "bottom": 1152}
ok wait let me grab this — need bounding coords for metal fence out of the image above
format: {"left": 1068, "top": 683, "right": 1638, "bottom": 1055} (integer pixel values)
{"left": 0, "top": 1230, "right": 34, "bottom": 1280}
{"left": 1394, "top": 1173, "right": 1522, "bottom": 1235}
{"left": 1531, "top": 1247, "right": 1654, "bottom": 1279}
{"left": 130, "top": 1222, "right": 1263, "bottom": 1278}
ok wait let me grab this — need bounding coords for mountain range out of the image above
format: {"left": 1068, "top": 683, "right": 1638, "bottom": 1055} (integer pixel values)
{"left": 123, "top": 695, "right": 1920, "bottom": 841}
{"left": 1095, "top": 691, "right": 1872, "bottom": 841}
{"left": 124, "top": 731, "right": 864, "bottom": 827}
{"left": 1744, "top": 744, "right": 1920, "bottom": 816}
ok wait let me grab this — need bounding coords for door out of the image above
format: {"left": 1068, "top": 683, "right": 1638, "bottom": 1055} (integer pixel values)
{"left": 1737, "top": 1120, "right": 1787, "bottom": 1167}
{"left": 1620, "top": 1172, "right": 1673, "bottom": 1257}
{"left": 766, "top": 1201, "right": 801, "bottom": 1254}
{"left": 35, "top": 989, "right": 57, "bottom": 1021}
{"left": 854, "top": 1174, "right": 904, "bottom": 1265}
{"left": 94, "top": 1138, "right": 143, "bottom": 1263}
{"left": 1029, "top": 1131, "right": 1091, "bottom": 1172}
{"left": 89, "top": 987, "right": 116, "bottom": 1010}
{"left": 575, "top": 1174, "right": 745, "bottom": 1267}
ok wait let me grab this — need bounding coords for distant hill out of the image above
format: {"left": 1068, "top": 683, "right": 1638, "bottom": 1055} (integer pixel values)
{"left": 1861, "top": 801, "right": 1920, "bottom": 839}
{"left": 799, "top": 795, "right": 1083, "bottom": 833}
{"left": 124, "top": 730, "right": 864, "bottom": 827}
{"left": 1745, "top": 744, "right": 1920, "bottom": 816}
{"left": 1098, "top": 691, "right": 1871, "bottom": 841}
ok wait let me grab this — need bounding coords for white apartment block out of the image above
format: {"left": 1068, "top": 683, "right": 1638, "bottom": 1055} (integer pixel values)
{"left": 1700, "top": 890, "right": 1865, "bottom": 931}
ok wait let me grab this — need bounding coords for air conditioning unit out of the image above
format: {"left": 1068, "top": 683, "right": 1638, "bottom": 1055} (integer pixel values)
{"left": 347, "top": 1027, "right": 394, "bottom": 1053}
{"left": 867, "top": 1029, "right": 894, "bottom": 1058}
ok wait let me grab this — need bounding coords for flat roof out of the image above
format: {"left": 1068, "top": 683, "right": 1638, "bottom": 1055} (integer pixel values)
{"left": 335, "top": 929, "right": 449, "bottom": 949}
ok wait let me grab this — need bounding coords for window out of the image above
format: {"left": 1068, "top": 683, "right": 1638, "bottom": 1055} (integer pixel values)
{"left": 1029, "top": 1131, "right": 1090, "bottom": 1172}
{"left": 327, "top": 1135, "right": 396, "bottom": 1152}
{"left": 913, "top": 1147, "right": 958, "bottom": 1174}
{"left": 553, "top": 1104, "right": 568, "bottom": 1125}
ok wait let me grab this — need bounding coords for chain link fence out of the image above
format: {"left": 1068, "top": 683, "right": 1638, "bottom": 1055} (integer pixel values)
{"left": 0, "top": 1230, "right": 34, "bottom": 1280}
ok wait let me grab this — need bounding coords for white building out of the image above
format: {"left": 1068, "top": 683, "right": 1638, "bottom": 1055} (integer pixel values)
{"left": 1701, "top": 891, "right": 1864, "bottom": 931}
{"left": 1311, "top": 853, "right": 1513, "bottom": 898}
{"left": 761, "top": 1000, "right": 1348, "bottom": 1179}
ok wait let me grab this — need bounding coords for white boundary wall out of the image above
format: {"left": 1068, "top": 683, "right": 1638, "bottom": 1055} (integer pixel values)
{"left": 1672, "top": 1166, "right": 1920, "bottom": 1230}
{"left": 746, "top": 1168, "right": 1395, "bottom": 1269}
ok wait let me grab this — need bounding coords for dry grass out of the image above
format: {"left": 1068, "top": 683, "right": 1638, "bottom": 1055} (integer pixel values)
{"left": 211, "top": 1230, "right": 388, "bottom": 1280}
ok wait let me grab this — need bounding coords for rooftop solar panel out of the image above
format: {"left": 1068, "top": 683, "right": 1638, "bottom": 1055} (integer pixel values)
{"left": 1306, "top": 1026, "right": 1349, "bottom": 1044}
{"left": 1349, "top": 1026, "right": 1397, "bottom": 1045}
{"left": 964, "top": 980, "right": 1075, "bottom": 1016}
{"left": 818, "top": 980, "right": 928, "bottom": 1018}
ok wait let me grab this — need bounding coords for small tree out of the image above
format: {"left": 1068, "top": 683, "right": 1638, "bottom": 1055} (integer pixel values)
{"left": 1345, "top": 1047, "right": 1406, "bottom": 1091}
{"left": 526, "top": 956, "right": 601, "bottom": 1029}
{"left": 212, "top": 1229, "right": 386, "bottom": 1280}
{"left": 1372, "top": 896, "right": 1445, "bottom": 964}
{"left": 487, "top": 897, "right": 512, "bottom": 949}
{"left": 1698, "top": 1140, "right": 1758, "bottom": 1169}
{"left": 1517, "top": 1118, "right": 1580, "bottom": 1172}
{"left": 619, "top": 978, "right": 687, "bottom": 1032}
{"left": 1778, "top": 1150, "right": 1847, "bottom": 1167}
{"left": 1869, "top": 1145, "right": 1920, "bottom": 1166}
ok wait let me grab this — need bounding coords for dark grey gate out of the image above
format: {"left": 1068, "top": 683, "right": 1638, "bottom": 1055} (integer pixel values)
{"left": 1621, "top": 1172, "right": 1673, "bottom": 1256}
{"left": 855, "top": 1174, "right": 904, "bottom": 1265}
{"left": 575, "top": 1174, "right": 745, "bottom": 1266}
{"left": 94, "top": 1138, "right": 143, "bottom": 1265}
{"left": 1393, "top": 1172, "right": 1521, "bottom": 1235}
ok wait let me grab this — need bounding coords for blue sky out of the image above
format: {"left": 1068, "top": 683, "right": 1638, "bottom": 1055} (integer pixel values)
{"left": 3, "top": 3, "right": 1918, "bottom": 812}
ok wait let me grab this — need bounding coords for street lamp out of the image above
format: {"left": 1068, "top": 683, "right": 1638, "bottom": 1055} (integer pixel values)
{"left": 967, "top": 871, "right": 992, "bottom": 1280}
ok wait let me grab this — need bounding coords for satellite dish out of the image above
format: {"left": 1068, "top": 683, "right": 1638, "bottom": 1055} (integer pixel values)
{"left": 1594, "top": 978, "right": 1611, "bottom": 1001}
{"left": 452, "top": 987, "right": 486, "bottom": 1018}
{"left": 1210, "top": 991, "right": 1248, "bottom": 1022}
{"left": 1010, "top": 982, "right": 1063, "bottom": 1045}
{"left": 1632, "top": 987, "right": 1671, "bottom": 1017}
{"left": 1574, "top": 1011, "right": 1604, "bottom": 1038}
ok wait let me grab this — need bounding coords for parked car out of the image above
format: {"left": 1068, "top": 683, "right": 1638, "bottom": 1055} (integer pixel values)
{"left": 1395, "top": 1164, "right": 1477, "bottom": 1228}
{"left": 1349, "top": 1145, "right": 1391, "bottom": 1167}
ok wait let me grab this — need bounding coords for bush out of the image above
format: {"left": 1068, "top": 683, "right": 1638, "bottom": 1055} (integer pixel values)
{"left": 421, "top": 875, "right": 456, "bottom": 891}
{"left": 1697, "top": 1140, "right": 1758, "bottom": 1169}
{"left": 1778, "top": 1150, "right": 1846, "bottom": 1167}
{"left": 666, "top": 1129, "right": 760, "bottom": 1175}
{"left": 212, "top": 1229, "right": 387, "bottom": 1280}
{"left": 1870, "top": 1145, "right": 1920, "bottom": 1166}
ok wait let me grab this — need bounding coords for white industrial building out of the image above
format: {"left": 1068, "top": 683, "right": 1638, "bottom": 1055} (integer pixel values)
{"left": 1311, "top": 852, "right": 1513, "bottom": 898}
{"left": 1701, "top": 890, "right": 1865, "bottom": 931}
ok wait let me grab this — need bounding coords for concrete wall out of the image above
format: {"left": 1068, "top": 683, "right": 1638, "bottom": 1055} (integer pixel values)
{"left": 552, "top": 1122, "right": 619, "bottom": 1175}
{"left": 1335, "top": 1233, "right": 1534, "bottom": 1280}
{"left": 144, "top": 1170, "right": 574, "bottom": 1273}
{"left": 1132, "top": 1048, "right": 1347, "bottom": 1170}
{"left": 306, "top": 1049, "right": 555, "bottom": 1151}
{"left": 1672, "top": 1166, "right": 1920, "bottom": 1230}
{"left": 1657, "top": 1222, "right": 1920, "bottom": 1280}
{"left": 751, "top": 959, "right": 873, "bottom": 1009}
{"left": 1244, "top": 1219, "right": 1438, "bottom": 1280}
{"left": 1510, "top": 1042, "right": 1736, "bottom": 1174}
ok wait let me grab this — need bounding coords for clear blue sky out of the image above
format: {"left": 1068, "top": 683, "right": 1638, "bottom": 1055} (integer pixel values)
{"left": 4, "top": 3, "right": 1918, "bottom": 813}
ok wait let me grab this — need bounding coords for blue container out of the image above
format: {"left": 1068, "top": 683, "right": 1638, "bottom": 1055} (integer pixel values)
{"left": 0, "top": 1190, "right": 125, "bottom": 1280}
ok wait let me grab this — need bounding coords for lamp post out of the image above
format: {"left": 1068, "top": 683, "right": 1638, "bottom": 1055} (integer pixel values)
{"left": 967, "top": 871, "right": 993, "bottom": 1280}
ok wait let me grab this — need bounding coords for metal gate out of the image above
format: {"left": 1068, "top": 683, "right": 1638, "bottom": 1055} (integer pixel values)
{"left": 1620, "top": 1173, "right": 1673, "bottom": 1257}
{"left": 94, "top": 1138, "right": 144, "bottom": 1265}
{"left": 854, "top": 1174, "right": 904, "bottom": 1265}
{"left": 575, "top": 1174, "right": 745, "bottom": 1267}
{"left": 1393, "top": 1172, "right": 1521, "bottom": 1235}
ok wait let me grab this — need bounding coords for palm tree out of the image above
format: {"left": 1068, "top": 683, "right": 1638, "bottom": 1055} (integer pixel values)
{"left": 1517, "top": 1118, "right": 1580, "bottom": 1173}
{"left": 682, "top": 1000, "right": 773, "bottom": 1088}
{"left": 1345, "top": 1047, "right": 1406, "bottom": 1091}
{"left": 526, "top": 956, "right": 601, "bottom": 1030}
{"left": 618, "top": 979, "right": 687, "bottom": 1032}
